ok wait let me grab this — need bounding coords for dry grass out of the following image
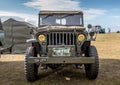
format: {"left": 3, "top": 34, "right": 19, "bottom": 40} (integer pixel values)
{"left": 0, "top": 33, "right": 120, "bottom": 85}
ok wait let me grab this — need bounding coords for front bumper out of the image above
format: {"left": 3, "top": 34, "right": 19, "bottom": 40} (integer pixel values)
{"left": 28, "top": 57, "right": 95, "bottom": 64}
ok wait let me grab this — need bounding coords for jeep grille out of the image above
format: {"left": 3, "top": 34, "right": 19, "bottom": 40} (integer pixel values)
{"left": 47, "top": 32, "right": 76, "bottom": 45}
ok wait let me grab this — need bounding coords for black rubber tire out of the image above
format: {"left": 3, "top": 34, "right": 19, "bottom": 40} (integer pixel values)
{"left": 25, "top": 47, "right": 38, "bottom": 82}
{"left": 84, "top": 46, "right": 99, "bottom": 80}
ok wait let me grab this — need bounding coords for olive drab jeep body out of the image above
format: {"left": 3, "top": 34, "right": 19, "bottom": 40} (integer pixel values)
{"left": 25, "top": 11, "right": 99, "bottom": 82}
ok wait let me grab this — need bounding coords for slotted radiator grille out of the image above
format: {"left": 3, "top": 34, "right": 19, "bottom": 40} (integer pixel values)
{"left": 47, "top": 32, "right": 76, "bottom": 45}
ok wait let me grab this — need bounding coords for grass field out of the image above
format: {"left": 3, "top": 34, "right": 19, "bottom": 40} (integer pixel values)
{"left": 0, "top": 33, "right": 120, "bottom": 85}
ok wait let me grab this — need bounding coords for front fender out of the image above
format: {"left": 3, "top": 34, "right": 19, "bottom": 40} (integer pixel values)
{"left": 26, "top": 38, "right": 38, "bottom": 43}
{"left": 26, "top": 39, "right": 41, "bottom": 56}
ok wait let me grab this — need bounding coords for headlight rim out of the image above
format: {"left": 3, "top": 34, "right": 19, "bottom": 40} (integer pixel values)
{"left": 77, "top": 34, "right": 86, "bottom": 42}
{"left": 38, "top": 34, "right": 46, "bottom": 42}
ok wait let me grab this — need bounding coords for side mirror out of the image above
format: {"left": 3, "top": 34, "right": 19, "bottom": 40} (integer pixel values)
{"left": 87, "top": 24, "right": 92, "bottom": 29}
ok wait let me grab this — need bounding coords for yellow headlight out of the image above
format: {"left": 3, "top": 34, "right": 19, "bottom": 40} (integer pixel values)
{"left": 38, "top": 35, "right": 46, "bottom": 42}
{"left": 78, "top": 34, "right": 85, "bottom": 41}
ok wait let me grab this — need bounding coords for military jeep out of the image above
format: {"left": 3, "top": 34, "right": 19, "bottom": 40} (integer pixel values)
{"left": 25, "top": 11, "right": 99, "bottom": 82}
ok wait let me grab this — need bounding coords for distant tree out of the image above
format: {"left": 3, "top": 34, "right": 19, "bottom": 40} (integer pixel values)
{"left": 116, "top": 30, "right": 120, "bottom": 33}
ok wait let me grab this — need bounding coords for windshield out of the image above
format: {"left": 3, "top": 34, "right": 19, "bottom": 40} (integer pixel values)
{"left": 39, "top": 14, "right": 83, "bottom": 26}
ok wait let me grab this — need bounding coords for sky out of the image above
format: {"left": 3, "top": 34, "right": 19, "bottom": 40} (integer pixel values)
{"left": 0, "top": 0, "right": 120, "bottom": 32}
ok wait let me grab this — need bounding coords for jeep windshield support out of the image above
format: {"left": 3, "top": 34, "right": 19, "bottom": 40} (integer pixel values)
{"left": 38, "top": 11, "right": 84, "bottom": 27}
{"left": 25, "top": 11, "right": 99, "bottom": 82}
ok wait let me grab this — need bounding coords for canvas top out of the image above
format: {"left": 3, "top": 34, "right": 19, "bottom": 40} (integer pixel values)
{"left": 39, "top": 10, "right": 83, "bottom": 15}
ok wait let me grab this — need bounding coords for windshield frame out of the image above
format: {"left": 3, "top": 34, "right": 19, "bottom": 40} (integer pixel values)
{"left": 38, "top": 12, "right": 84, "bottom": 27}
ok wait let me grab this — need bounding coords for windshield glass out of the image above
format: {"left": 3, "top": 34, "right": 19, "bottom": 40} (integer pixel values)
{"left": 39, "top": 14, "right": 83, "bottom": 26}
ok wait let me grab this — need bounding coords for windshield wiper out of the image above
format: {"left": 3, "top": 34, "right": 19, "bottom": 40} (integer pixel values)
{"left": 42, "top": 14, "right": 53, "bottom": 20}
{"left": 61, "top": 14, "right": 75, "bottom": 18}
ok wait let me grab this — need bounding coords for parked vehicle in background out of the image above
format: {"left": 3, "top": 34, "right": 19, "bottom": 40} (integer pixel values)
{"left": 0, "top": 30, "right": 5, "bottom": 46}
{"left": 0, "top": 18, "right": 5, "bottom": 47}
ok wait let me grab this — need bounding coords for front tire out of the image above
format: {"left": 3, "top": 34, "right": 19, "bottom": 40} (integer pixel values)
{"left": 25, "top": 47, "right": 38, "bottom": 82}
{"left": 84, "top": 46, "right": 99, "bottom": 80}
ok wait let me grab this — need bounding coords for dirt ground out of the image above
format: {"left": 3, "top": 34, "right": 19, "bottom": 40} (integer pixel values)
{"left": 0, "top": 33, "right": 120, "bottom": 85}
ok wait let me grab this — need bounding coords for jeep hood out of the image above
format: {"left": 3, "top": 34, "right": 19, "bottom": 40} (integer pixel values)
{"left": 36, "top": 26, "right": 85, "bottom": 32}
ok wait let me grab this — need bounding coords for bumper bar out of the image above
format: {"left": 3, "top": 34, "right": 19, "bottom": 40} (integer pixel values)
{"left": 28, "top": 57, "right": 95, "bottom": 64}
